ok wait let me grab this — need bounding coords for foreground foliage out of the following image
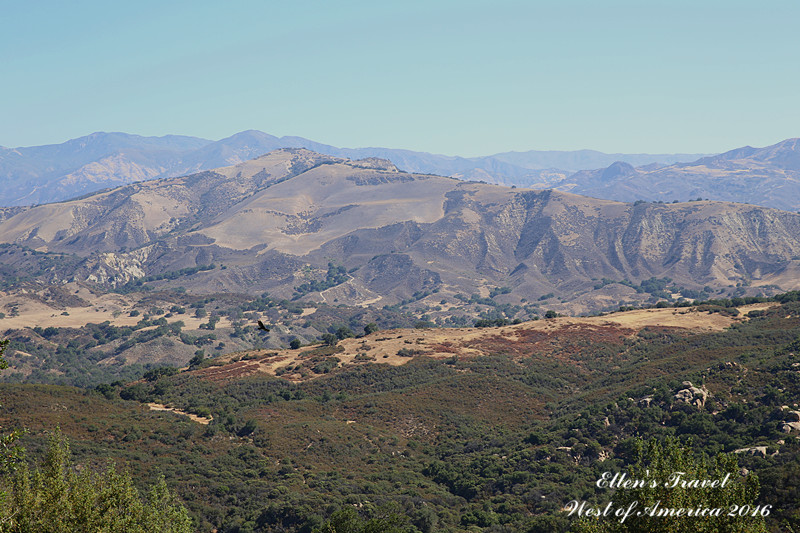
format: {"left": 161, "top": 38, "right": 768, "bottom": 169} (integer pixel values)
{"left": 0, "top": 430, "right": 192, "bottom": 533}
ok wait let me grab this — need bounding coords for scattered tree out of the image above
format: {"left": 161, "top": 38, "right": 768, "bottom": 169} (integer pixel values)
{"left": 335, "top": 326, "right": 354, "bottom": 340}
{"left": 188, "top": 350, "right": 205, "bottom": 368}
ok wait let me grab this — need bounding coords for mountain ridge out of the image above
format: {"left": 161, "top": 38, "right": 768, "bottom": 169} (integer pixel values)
{"left": 0, "top": 131, "right": 710, "bottom": 206}
{"left": 554, "top": 137, "right": 800, "bottom": 211}
{"left": 0, "top": 148, "right": 798, "bottom": 316}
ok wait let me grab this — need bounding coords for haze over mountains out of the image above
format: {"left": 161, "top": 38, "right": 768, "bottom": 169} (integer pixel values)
{"left": 1, "top": 148, "right": 799, "bottom": 315}
{"left": 4, "top": 131, "right": 800, "bottom": 212}
{"left": 0, "top": 130, "right": 710, "bottom": 206}
{"left": 553, "top": 138, "right": 800, "bottom": 212}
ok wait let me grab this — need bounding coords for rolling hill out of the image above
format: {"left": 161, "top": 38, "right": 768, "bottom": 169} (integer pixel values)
{"left": 0, "top": 148, "right": 798, "bottom": 316}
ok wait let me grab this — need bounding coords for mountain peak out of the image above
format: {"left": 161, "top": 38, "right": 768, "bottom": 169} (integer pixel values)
{"left": 600, "top": 161, "right": 636, "bottom": 181}
{"left": 712, "top": 145, "right": 758, "bottom": 162}
{"left": 220, "top": 130, "right": 277, "bottom": 142}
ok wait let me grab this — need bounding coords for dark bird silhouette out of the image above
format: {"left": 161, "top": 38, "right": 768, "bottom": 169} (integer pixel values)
{"left": 257, "top": 320, "right": 270, "bottom": 332}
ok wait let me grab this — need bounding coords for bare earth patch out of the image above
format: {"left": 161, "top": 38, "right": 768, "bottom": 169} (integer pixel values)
{"left": 0, "top": 284, "right": 233, "bottom": 330}
{"left": 204, "top": 305, "right": 758, "bottom": 383}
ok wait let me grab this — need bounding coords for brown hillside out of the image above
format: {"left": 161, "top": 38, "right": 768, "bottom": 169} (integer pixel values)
{"left": 0, "top": 149, "right": 798, "bottom": 314}
{"left": 196, "top": 304, "right": 762, "bottom": 383}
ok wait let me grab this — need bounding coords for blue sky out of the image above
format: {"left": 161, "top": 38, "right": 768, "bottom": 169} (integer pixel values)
{"left": 1, "top": 0, "right": 798, "bottom": 155}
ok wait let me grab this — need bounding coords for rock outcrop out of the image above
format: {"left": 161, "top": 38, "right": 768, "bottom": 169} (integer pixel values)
{"left": 780, "top": 408, "right": 800, "bottom": 433}
{"left": 675, "top": 381, "right": 709, "bottom": 409}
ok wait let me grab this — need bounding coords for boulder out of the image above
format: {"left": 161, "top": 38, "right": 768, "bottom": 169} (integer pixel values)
{"left": 674, "top": 381, "right": 709, "bottom": 409}
{"left": 781, "top": 421, "right": 800, "bottom": 433}
{"left": 734, "top": 446, "right": 768, "bottom": 458}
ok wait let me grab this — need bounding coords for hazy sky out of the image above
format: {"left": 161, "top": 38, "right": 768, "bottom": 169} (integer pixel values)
{"left": 2, "top": 0, "right": 798, "bottom": 155}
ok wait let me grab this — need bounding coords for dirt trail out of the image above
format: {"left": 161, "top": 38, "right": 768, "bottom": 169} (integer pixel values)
{"left": 147, "top": 403, "right": 212, "bottom": 424}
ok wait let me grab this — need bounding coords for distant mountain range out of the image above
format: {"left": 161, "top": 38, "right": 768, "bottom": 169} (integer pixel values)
{"left": 1, "top": 148, "right": 798, "bottom": 314}
{"left": 552, "top": 138, "right": 800, "bottom": 212}
{"left": 0, "top": 131, "right": 710, "bottom": 206}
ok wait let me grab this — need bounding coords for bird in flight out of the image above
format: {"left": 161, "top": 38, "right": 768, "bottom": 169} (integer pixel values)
{"left": 257, "top": 320, "right": 270, "bottom": 332}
